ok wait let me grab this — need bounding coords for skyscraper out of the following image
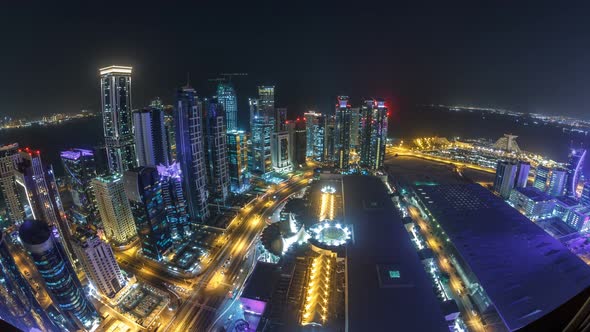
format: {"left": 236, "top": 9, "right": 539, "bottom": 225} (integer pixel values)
{"left": 133, "top": 98, "right": 170, "bottom": 167}
{"left": 20, "top": 220, "right": 98, "bottom": 330}
{"left": 323, "top": 115, "right": 335, "bottom": 164}
{"left": 174, "top": 86, "right": 209, "bottom": 224}
{"left": 124, "top": 167, "right": 172, "bottom": 261}
{"left": 276, "top": 107, "right": 288, "bottom": 132}
{"left": 304, "top": 111, "right": 324, "bottom": 160}
{"left": 565, "top": 148, "right": 586, "bottom": 197}
{"left": 493, "top": 161, "right": 517, "bottom": 199}
{"left": 271, "top": 131, "right": 292, "bottom": 173}
{"left": 249, "top": 98, "right": 274, "bottom": 174}
{"left": 533, "top": 165, "right": 550, "bottom": 192}
{"left": 581, "top": 182, "right": 590, "bottom": 207}
{"left": 227, "top": 130, "right": 249, "bottom": 192}
{"left": 359, "top": 99, "right": 388, "bottom": 170}
{"left": 0, "top": 231, "right": 60, "bottom": 332}
{"left": 286, "top": 118, "right": 307, "bottom": 168}
{"left": 157, "top": 163, "right": 189, "bottom": 239}
{"left": 92, "top": 174, "right": 137, "bottom": 246}
{"left": 0, "top": 143, "right": 25, "bottom": 225}
{"left": 17, "top": 148, "right": 77, "bottom": 268}
{"left": 100, "top": 65, "right": 136, "bottom": 173}
{"left": 334, "top": 96, "right": 352, "bottom": 169}
{"left": 258, "top": 85, "right": 276, "bottom": 122}
{"left": 514, "top": 161, "right": 531, "bottom": 188}
{"left": 60, "top": 148, "right": 99, "bottom": 226}
{"left": 217, "top": 82, "right": 238, "bottom": 131}
{"left": 203, "top": 98, "right": 230, "bottom": 203}
{"left": 72, "top": 227, "right": 125, "bottom": 298}
{"left": 350, "top": 107, "right": 361, "bottom": 153}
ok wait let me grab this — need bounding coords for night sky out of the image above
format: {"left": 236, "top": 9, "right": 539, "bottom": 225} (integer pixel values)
{"left": 2, "top": 2, "right": 590, "bottom": 121}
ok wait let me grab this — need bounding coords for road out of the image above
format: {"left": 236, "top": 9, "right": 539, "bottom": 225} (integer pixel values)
{"left": 164, "top": 172, "right": 312, "bottom": 332}
{"left": 389, "top": 146, "right": 496, "bottom": 174}
{"left": 406, "top": 204, "right": 485, "bottom": 332}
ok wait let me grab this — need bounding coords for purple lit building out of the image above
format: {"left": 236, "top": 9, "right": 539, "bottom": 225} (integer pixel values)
{"left": 565, "top": 148, "right": 586, "bottom": 198}
{"left": 157, "top": 163, "right": 189, "bottom": 239}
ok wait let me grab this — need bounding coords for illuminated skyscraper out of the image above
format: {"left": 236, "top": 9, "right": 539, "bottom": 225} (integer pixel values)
{"left": 581, "top": 182, "right": 590, "bottom": 207}
{"left": 133, "top": 98, "right": 169, "bottom": 167}
{"left": 72, "top": 228, "right": 125, "bottom": 298}
{"left": 100, "top": 65, "right": 136, "bottom": 173}
{"left": 359, "top": 99, "right": 388, "bottom": 170}
{"left": 217, "top": 82, "right": 238, "bottom": 131}
{"left": 565, "top": 148, "right": 586, "bottom": 197}
{"left": 304, "top": 111, "right": 324, "bottom": 160}
{"left": 249, "top": 98, "right": 274, "bottom": 173}
{"left": 60, "top": 148, "right": 98, "bottom": 226}
{"left": 534, "top": 166, "right": 567, "bottom": 197}
{"left": 0, "top": 231, "right": 60, "bottom": 331}
{"left": 258, "top": 85, "right": 275, "bottom": 122}
{"left": 203, "top": 98, "right": 230, "bottom": 203}
{"left": 515, "top": 161, "right": 531, "bottom": 188}
{"left": 227, "top": 130, "right": 249, "bottom": 192}
{"left": 124, "top": 167, "right": 172, "bottom": 261}
{"left": 92, "top": 174, "right": 137, "bottom": 246}
{"left": 157, "top": 163, "right": 189, "bottom": 239}
{"left": 20, "top": 220, "right": 99, "bottom": 330}
{"left": 0, "top": 143, "right": 25, "bottom": 225}
{"left": 323, "top": 115, "right": 335, "bottom": 164}
{"left": 271, "top": 131, "right": 292, "bottom": 173}
{"left": 334, "top": 96, "right": 352, "bottom": 169}
{"left": 350, "top": 107, "right": 361, "bottom": 152}
{"left": 174, "top": 86, "right": 209, "bottom": 223}
{"left": 17, "top": 148, "right": 77, "bottom": 268}
{"left": 276, "top": 107, "right": 288, "bottom": 132}
{"left": 493, "top": 161, "right": 517, "bottom": 199}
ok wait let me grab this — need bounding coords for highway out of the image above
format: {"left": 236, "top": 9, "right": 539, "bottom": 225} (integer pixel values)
{"left": 164, "top": 172, "right": 312, "bottom": 331}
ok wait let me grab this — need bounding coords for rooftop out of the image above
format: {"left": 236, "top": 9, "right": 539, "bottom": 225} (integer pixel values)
{"left": 415, "top": 184, "right": 590, "bottom": 331}
{"left": 342, "top": 176, "right": 448, "bottom": 332}
{"left": 19, "top": 220, "right": 51, "bottom": 245}
{"left": 514, "top": 186, "right": 554, "bottom": 202}
{"left": 241, "top": 262, "right": 279, "bottom": 302}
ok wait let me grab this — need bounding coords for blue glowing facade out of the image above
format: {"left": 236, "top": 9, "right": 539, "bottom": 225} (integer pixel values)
{"left": 217, "top": 82, "right": 238, "bottom": 131}
{"left": 359, "top": 99, "right": 388, "bottom": 170}
{"left": 157, "top": 163, "right": 189, "bottom": 240}
{"left": 19, "top": 220, "right": 98, "bottom": 330}
{"left": 565, "top": 148, "right": 586, "bottom": 197}
{"left": 203, "top": 98, "right": 230, "bottom": 203}
{"left": 124, "top": 167, "right": 172, "bottom": 261}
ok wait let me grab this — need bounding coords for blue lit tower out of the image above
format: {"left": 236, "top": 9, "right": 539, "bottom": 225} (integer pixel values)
{"left": 565, "top": 148, "right": 586, "bottom": 197}
{"left": 174, "top": 86, "right": 210, "bottom": 224}
{"left": 493, "top": 161, "right": 517, "bottom": 199}
{"left": 334, "top": 96, "right": 352, "bottom": 169}
{"left": 359, "top": 99, "right": 388, "bottom": 170}
{"left": 533, "top": 165, "right": 550, "bottom": 192}
{"left": 217, "top": 82, "right": 238, "bottom": 131}
{"left": 124, "top": 167, "right": 172, "bottom": 261}
{"left": 582, "top": 182, "right": 590, "bottom": 207}
{"left": 157, "top": 163, "right": 189, "bottom": 239}
{"left": 99, "top": 66, "right": 136, "bottom": 173}
{"left": 0, "top": 231, "right": 61, "bottom": 332}
{"left": 60, "top": 148, "right": 99, "bottom": 226}
{"left": 514, "top": 161, "right": 531, "bottom": 188}
{"left": 303, "top": 111, "right": 325, "bottom": 161}
{"left": 19, "top": 220, "right": 99, "bottom": 330}
{"left": 249, "top": 98, "right": 274, "bottom": 173}
{"left": 133, "top": 98, "right": 170, "bottom": 167}
{"left": 547, "top": 168, "right": 567, "bottom": 197}
{"left": 203, "top": 98, "right": 230, "bottom": 203}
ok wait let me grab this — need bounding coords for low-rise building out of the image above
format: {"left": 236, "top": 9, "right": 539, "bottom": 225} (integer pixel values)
{"left": 509, "top": 186, "right": 555, "bottom": 220}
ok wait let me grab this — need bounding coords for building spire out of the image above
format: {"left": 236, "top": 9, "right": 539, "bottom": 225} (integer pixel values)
{"left": 186, "top": 72, "right": 191, "bottom": 88}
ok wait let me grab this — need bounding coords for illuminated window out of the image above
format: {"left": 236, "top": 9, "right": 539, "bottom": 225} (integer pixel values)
{"left": 389, "top": 270, "right": 401, "bottom": 279}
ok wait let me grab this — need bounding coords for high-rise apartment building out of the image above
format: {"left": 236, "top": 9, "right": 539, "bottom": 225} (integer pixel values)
{"left": 203, "top": 98, "right": 230, "bottom": 203}
{"left": 534, "top": 166, "right": 567, "bottom": 197}
{"left": 20, "top": 220, "right": 99, "bottom": 330}
{"left": 304, "top": 111, "right": 325, "bottom": 161}
{"left": 0, "top": 143, "right": 25, "bottom": 225}
{"left": 133, "top": 98, "right": 169, "bottom": 167}
{"left": 227, "top": 130, "right": 249, "bottom": 192}
{"left": 350, "top": 107, "right": 361, "bottom": 152}
{"left": 157, "top": 163, "right": 189, "bottom": 240}
{"left": 359, "top": 99, "right": 388, "bottom": 170}
{"left": 61, "top": 148, "right": 99, "bottom": 226}
{"left": 124, "top": 167, "right": 172, "bottom": 261}
{"left": 92, "top": 174, "right": 137, "bottom": 246}
{"left": 100, "top": 65, "right": 136, "bottom": 173}
{"left": 565, "top": 148, "right": 586, "bottom": 197}
{"left": 323, "top": 115, "right": 336, "bottom": 164}
{"left": 72, "top": 228, "right": 125, "bottom": 298}
{"left": 217, "top": 82, "right": 238, "bottom": 131}
{"left": 493, "top": 161, "right": 517, "bottom": 199}
{"left": 276, "top": 107, "right": 287, "bottom": 132}
{"left": 174, "top": 86, "right": 209, "bottom": 223}
{"left": 334, "top": 96, "right": 352, "bottom": 169}
{"left": 0, "top": 231, "right": 60, "bottom": 331}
